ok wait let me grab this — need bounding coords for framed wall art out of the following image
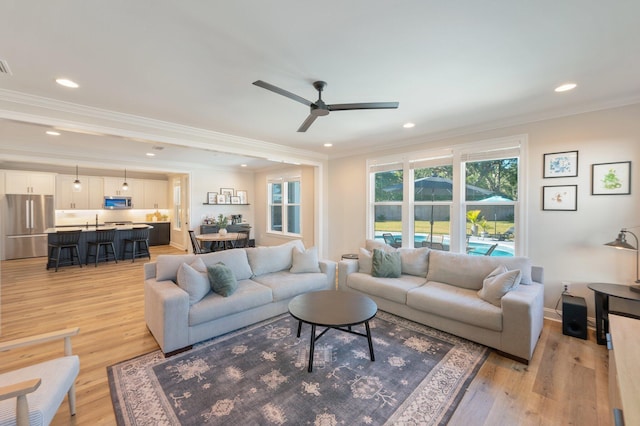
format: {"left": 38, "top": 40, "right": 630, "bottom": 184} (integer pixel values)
{"left": 207, "top": 192, "right": 218, "bottom": 204}
{"left": 236, "top": 190, "right": 247, "bottom": 204}
{"left": 216, "top": 194, "right": 227, "bottom": 204}
{"left": 542, "top": 185, "right": 577, "bottom": 211}
{"left": 231, "top": 196, "right": 241, "bottom": 204}
{"left": 591, "top": 161, "right": 631, "bottom": 195}
{"left": 543, "top": 151, "right": 578, "bottom": 178}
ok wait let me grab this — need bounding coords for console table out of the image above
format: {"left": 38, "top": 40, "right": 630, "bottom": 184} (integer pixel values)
{"left": 587, "top": 283, "right": 640, "bottom": 345}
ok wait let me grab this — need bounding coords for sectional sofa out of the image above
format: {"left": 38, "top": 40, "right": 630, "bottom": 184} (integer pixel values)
{"left": 338, "top": 241, "right": 544, "bottom": 363}
{"left": 144, "top": 240, "right": 336, "bottom": 355}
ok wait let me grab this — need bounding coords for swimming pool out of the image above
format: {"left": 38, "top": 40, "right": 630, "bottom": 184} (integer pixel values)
{"left": 375, "top": 235, "right": 514, "bottom": 256}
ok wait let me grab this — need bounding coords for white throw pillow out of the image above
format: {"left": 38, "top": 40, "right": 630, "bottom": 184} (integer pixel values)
{"left": 246, "top": 240, "right": 304, "bottom": 276}
{"left": 177, "top": 259, "right": 210, "bottom": 305}
{"left": 290, "top": 246, "right": 321, "bottom": 273}
{"left": 477, "top": 265, "right": 522, "bottom": 307}
{"left": 358, "top": 247, "right": 373, "bottom": 273}
{"left": 397, "top": 247, "right": 430, "bottom": 277}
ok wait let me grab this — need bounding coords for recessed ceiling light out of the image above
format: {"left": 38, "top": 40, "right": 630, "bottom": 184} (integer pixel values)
{"left": 145, "top": 152, "right": 155, "bottom": 157}
{"left": 240, "top": 164, "right": 247, "bottom": 167}
{"left": 324, "top": 143, "right": 333, "bottom": 147}
{"left": 55, "top": 78, "right": 79, "bottom": 88}
{"left": 554, "top": 83, "right": 577, "bottom": 92}
{"left": 403, "top": 122, "right": 415, "bottom": 128}
{"left": 45, "top": 130, "right": 60, "bottom": 136}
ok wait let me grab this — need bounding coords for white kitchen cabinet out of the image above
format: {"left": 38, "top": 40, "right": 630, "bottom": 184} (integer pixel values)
{"left": 88, "top": 176, "right": 104, "bottom": 209}
{"left": 103, "top": 177, "right": 143, "bottom": 202}
{"left": 56, "top": 174, "right": 90, "bottom": 209}
{"left": 143, "top": 180, "right": 168, "bottom": 209}
{"left": 5, "top": 171, "right": 56, "bottom": 194}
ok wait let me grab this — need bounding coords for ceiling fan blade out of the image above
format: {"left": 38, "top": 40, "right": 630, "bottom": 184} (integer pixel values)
{"left": 252, "top": 80, "right": 313, "bottom": 107}
{"left": 328, "top": 101, "right": 399, "bottom": 111}
{"left": 297, "top": 114, "right": 318, "bottom": 132}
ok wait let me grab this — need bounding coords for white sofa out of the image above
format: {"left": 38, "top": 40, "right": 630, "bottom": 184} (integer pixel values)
{"left": 338, "top": 242, "right": 544, "bottom": 363}
{"left": 144, "top": 241, "right": 336, "bottom": 355}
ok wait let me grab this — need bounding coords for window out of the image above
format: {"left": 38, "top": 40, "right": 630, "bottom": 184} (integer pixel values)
{"left": 173, "top": 178, "right": 182, "bottom": 230}
{"left": 268, "top": 178, "right": 301, "bottom": 235}
{"left": 367, "top": 137, "right": 525, "bottom": 256}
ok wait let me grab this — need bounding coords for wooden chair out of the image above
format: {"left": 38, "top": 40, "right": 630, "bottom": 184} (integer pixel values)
{"left": 188, "top": 230, "right": 211, "bottom": 254}
{"left": 232, "top": 230, "right": 250, "bottom": 248}
{"left": 86, "top": 228, "right": 118, "bottom": 266}
{"left": 123, "top": 226, "right": 151, "bottom": 262}
{"left": 46, "top": 230, "right": 82, "bottom": 272}
{"left": 0, "top": 327, "right": 80, "bottom": 426}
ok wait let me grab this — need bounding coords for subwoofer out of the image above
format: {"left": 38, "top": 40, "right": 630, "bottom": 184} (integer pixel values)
{"left": 562, "top": 295, "right": 587, "bottom": 340}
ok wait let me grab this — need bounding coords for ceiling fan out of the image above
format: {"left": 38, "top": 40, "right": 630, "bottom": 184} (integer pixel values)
{"left": 252, "top": 80, "right": 399, "bottom": 132}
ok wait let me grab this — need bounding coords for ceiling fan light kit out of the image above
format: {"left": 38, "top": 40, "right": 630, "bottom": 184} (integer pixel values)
{"left": 253, "top": 80, "right": 399, "bottom": 132}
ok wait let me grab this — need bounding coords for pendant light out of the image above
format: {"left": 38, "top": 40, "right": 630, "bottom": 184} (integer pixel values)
{"left": 73, "top": 165, "right": 82, "bottom": 192}
{"left": 122, "top": 168, "right": 129, "bottom": 191}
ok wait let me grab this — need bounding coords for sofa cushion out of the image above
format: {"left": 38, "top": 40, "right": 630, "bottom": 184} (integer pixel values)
{"left": 198, "top": 249, "right": 253, "bottom": 281}
{"left": 407, "top": 281, "right": 503, "bottom": 331}
{"left": 207, "top": 262, "right": 238, "bottom": 297}
{"left": 290, "top": 246, "right": 321, "bottom": 273}
{"left": 251, "top": 270, "right": 329, "bottom": 301}
{"left": 156, "top": 253, "right": 197, "bottom": 282}
{"left": 478, "top": 265, "right": 522, "bottom": 307}
{"left": 246, "top": 240, "right": 305, "bottom": 276}
{"left": 346, "top": 272, "right": 426, "bottom": 304}
{"left": 398, "top": 247, "right": 430, "bottom": 277}
{"left": 372, "top": 249, "right": 402, "bottom": 278}
{"left": 365, "top": 239, "right": 396, "bottom": 253}
{"left": 177, "top": 258, "right": 210, "bottom": 304}
{"left": 189, "top": 280, "right": 273, "bottom": 326}
{"left": 426, "top": 250, "right": 533, "bottom": 290}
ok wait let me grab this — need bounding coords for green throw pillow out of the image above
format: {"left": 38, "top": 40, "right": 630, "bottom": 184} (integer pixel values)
{"left": 372, "top": 248, "right": 401, "bottom": 278}
{"left": 207, "top": 262, "right": 238, "bottom": 297}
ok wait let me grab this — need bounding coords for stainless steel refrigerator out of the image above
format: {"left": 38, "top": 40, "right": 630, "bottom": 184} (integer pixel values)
{"left": 3, "top": 194, "right": 54, "bottom": 259}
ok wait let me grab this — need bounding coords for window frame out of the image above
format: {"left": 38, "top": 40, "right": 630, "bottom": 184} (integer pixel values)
{"left": 366, "top": 135, "right": 527, "bottom": 255}
{"left": 267, "top": 177, "right": 302, "bottom": 237}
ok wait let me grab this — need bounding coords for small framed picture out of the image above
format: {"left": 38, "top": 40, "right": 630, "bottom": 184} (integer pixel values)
{"left": 236, "top": 190, "right": 247, "bottom": 204}
{"left": 231, "top": 196, "right": 241, "bottom": 204}
{"left": 216, "top": 194, "right": 227, "bottom": 204}
{"left": 220, "top": 188, "right": 234, "bottom": 198}
{"left": 543, "top": 151, "right": 578, "bottom": 178}
{"left": 542, "top": 185, "right": 577, "bottom": 211}
{"left": 591, "top": 161, "right": 631, "bottom": 195}
{"left": 207, "top": 192, "right": 217, "bottom": 204}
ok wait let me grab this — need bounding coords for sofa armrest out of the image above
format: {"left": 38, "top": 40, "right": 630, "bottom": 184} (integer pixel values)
{"left": 144, "top": 262, "right": 157, "bottom": 280}
{"left": 337, "top": 259, "right": 359, "bottom": 290}
{"left": 500, "top": 282, "right": 545, "bottom": 361}
{"left": 144, "top": 279, "right": 190, "bottom": 354}
{"left": 319, "top": 260, "right": 337, "bottom": 289}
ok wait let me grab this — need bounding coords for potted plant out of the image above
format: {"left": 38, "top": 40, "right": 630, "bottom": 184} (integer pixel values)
{"left": 466, "top": 209, "right": 484, "bottom": 236}
{"left": 217, "top": 214, "right": 229, "bottom": 235}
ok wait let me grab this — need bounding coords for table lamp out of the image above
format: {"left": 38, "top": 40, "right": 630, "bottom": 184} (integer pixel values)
{"left": 605, "top": 228, "right": 640, "bottom": 292}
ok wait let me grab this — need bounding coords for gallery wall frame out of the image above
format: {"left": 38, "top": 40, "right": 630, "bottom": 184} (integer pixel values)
{"left": 543, "top": 150, "right": 579, "bottom": 178}
{"left": 207, "top": 192, "right": 218, "bottom": 204}
{"left": 542, "top": 185, "right": 578, "bottom": 211}
{"left": 591, "top": 161, "right": 631, "bottom": 195}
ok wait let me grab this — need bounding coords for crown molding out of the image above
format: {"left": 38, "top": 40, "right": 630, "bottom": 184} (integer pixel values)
{"left": 0, "top": 88, "right": 328, "bottom": 164}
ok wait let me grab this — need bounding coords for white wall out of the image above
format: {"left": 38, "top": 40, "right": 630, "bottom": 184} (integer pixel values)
{"left": 190, "top": 169, "right": 255, "bottom": 238}
{"left": 327, "top": 103, "right": 640, "bottom": 318}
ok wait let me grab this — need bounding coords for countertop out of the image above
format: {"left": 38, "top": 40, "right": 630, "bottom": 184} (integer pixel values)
{"left": 45, "top": 224, "right": 153, "bottom": 233}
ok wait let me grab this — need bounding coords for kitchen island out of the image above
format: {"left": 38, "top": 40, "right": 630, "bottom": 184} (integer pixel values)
{"left": 45, "top": 224, "right": 153, "bottom": 265}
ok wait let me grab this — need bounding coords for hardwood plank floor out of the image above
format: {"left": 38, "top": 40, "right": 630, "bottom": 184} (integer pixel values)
{"left": 1, "top": 248, "right": 612, "bottom": 425}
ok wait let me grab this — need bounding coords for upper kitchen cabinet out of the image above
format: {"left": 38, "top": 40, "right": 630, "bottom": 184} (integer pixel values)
{"left": 5, "top": 171, "right": 56, "bottom": 195}
{"left": 143, "top": 180, "right": 168, "bottom": 209}
{"left": 55, "top": 175, "right": 104, "bottom": 209}
{"left": 103, "top": 177, "right": 143, "bottom": 201}
{"left": 56, "top": 174, "right": 89, "bottom": 209}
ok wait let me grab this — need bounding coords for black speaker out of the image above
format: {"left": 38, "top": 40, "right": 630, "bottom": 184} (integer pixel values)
{"left": 562, "top": 295, "right": 587, "bottom": 340}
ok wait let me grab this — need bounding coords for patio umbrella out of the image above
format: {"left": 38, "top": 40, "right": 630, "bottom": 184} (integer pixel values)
{"left": 383, "top": 176, "right": 493, "bottom": 200}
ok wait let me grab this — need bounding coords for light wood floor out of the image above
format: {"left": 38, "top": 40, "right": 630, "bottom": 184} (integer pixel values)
{"left": 1, "top": 247, "right": 612, "bottom": 426}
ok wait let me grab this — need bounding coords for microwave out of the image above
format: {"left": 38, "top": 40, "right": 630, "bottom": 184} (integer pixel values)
{"left": 104, "top": 196, "right": 133, "bottom": 209}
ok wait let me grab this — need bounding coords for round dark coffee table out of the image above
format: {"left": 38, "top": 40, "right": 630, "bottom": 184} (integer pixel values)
{"left": 288, "top": 290, "right": 378, "bottom": 372}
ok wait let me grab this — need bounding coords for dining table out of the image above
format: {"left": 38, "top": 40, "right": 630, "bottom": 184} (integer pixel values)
{"left": 195, "top": 232, "right": 240, "bottom": 250}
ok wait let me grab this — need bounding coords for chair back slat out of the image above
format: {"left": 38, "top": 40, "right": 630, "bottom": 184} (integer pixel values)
{"left": 54, "top": 230, "right": 81, "bottom": 245}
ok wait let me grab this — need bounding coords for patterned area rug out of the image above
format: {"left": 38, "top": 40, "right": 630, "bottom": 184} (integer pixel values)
{"left": 108, "top": 311, "right": 488, "bottom": 425}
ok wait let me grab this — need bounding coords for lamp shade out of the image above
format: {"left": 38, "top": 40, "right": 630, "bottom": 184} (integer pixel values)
{"left": 605, "top": 232, "right": 637, "bottom": 250}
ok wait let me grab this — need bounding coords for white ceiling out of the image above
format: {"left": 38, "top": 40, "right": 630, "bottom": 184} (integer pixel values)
{"left": 1, "top": 1, "right": 639, "bottom": 173}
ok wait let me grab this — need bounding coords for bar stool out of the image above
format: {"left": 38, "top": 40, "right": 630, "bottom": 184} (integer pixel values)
{"left": 86, "top": 228, "right": 118, "bottom": 267}
{"left": 47, "top": 230, "right": 82, "bottom": 272}
{"left": 123, "top": 226, "right": 151, "bottom": 262}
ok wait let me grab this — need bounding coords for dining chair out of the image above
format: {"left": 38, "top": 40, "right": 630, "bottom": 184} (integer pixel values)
{"left": 189, "top": 230, "right": 211, "bottom": 254}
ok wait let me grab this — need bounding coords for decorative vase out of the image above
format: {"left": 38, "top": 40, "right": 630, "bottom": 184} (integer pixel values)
{"left": 219, "top": 228, "right": 228, "bottom": 236}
